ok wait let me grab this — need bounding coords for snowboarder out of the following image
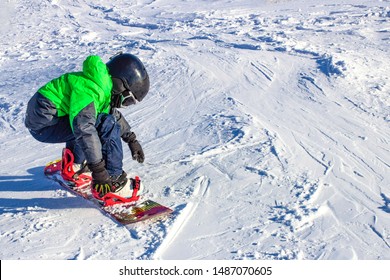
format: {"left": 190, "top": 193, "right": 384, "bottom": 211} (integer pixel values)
{"left": 25, "top": 53, "right": 150, "bottom": 201}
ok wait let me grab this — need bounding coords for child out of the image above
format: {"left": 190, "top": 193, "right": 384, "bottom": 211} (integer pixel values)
{"left": 25, "top": 53, "right": 150, "bottom": 200}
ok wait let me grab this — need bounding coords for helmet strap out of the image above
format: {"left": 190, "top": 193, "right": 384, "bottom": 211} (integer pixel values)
{"left": 111, "top": 93, "right": 122, "bottom": 109}
{"left": 111, "top": 77, "right": 128, "bottom": 108}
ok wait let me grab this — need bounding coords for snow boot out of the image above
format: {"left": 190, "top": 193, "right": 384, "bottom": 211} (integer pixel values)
{"left": 111, "top": 171, "right": 144, "bottom": 198}
{"left": 93, "top": 172, "right": 144, "bottom": 206}
{"left": 72, "top": 161, "right": 92, "bottom": 178}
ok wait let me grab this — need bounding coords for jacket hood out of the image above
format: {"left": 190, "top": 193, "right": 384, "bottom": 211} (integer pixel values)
{"left": 83, "top": 55, "right": 112, "bottom": 94}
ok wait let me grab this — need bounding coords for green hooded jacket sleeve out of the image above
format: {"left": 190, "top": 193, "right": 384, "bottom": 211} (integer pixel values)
{"left": 38, "top": 55, "right": 112, "bottom": 130}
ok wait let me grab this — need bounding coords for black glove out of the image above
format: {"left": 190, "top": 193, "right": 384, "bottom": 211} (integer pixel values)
{"left": 88, "top": 160, "right": 112, "bottom": 197}
{"left": 128, "top": 140, "right": 145, "bottom": 163}
{"left": 124, "top": 132, "right": 145, "bottom": 163}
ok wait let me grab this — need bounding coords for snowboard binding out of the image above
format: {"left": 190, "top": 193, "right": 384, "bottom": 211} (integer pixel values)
{"left": 44, "top": 148, "right": 92, "bottom": 188}
{"left": 61, "top": 148, "right": 92, "bottom": 188}
{"left": 96, "top": 176, "right": 142, "bottom": 207}
{"left": 45, "top": 149, "right": 142, "bottom": 207}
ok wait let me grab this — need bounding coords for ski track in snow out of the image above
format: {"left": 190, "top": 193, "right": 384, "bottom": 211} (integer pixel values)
{"left": 0, "top": 0, "right": 389, "bottom": 259}
{"left": 153, "top": 176, "right": 210, "bottom": 259}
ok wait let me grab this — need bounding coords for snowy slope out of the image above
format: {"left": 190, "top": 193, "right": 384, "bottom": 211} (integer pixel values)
{"left": 0, "top": 0, "right": 389, "bottom": 260}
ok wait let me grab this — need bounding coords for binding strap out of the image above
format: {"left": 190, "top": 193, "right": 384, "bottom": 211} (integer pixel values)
{"left": 61, "top": 148, "right": 91, "bottom": 188}
{"left": 101, "top": 176, "right": 141, "bottom": 207}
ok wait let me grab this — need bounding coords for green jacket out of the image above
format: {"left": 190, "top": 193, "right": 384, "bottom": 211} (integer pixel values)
{"left": 38, "top": 55, "right": 112, "bottom": 130}
{"left": 25, "top": 55, "right": 135, "bottom": 165}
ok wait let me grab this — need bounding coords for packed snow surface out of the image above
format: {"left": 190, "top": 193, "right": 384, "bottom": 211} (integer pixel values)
{"left": 0, "top": 0, "right": 389, "bottom": 260}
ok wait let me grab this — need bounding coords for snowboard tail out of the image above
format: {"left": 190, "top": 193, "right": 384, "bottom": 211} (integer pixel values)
{"left": 44, "top": 160, "right": 173, "bottom": 225}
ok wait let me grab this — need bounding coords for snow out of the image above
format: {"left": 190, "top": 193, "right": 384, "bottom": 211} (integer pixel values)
{"left": 0, "top": 0, "right": 389, "bottom": 260}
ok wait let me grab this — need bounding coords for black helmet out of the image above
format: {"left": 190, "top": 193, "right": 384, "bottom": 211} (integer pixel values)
{"left": 106, "top": 53, "right": 150, "bottom": 102}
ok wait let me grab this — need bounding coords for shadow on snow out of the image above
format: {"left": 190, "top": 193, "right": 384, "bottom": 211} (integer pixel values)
{"left": 0, "top": 166, "right": 91, "bottom": 214}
